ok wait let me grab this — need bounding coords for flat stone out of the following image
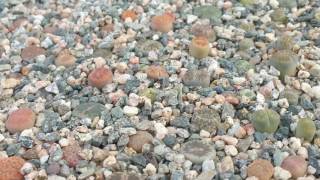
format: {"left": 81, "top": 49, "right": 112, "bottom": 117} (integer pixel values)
{"left": 191, "top": 107, "right": 221, "bottom": 133}
{"left": 72, "top": 102, "right": 106, "bottom": 119}
{"left": 127, "top": 131, "right": 153, "bottom": 153}
{"left": 21, "top": 45, "right": 45, "bottom": 60}
{"left": 183, "top": 69, "right": 210, "bottom": 87}
{"left": 181, "top": 140, "right": 216, "bottom": 164}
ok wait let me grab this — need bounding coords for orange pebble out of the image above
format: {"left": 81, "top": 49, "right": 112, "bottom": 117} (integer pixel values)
{"left": 88, "top": 67, "right": 113, "bottom": 89}
{"left": 146, "top": 65, "right": 169, "bottom": 80}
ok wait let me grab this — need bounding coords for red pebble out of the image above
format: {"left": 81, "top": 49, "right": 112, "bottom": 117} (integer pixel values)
{"left": 63, "top": 144, "right": 82, "bottom": 167}
{"left": 6, "top": 108, "right": 36, "bottom": 133}
{"left": 88, "top": 67, "right": 113, "bottom": 89}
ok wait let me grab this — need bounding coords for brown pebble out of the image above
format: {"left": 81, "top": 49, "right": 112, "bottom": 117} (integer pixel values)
{"left": 9, "top": 17, "right": 28, "bottom": 32}
{"left": 55, "top": 49, "right": 76, "bottom": 67}
{"left": 6, "top": 108, "right": 36, "bottom": 133}
{"left": 146, "top": 65, "right": 169, "bottom": 80}
{"left": 281, "top": 155, "right": 307, "bottom": 178}
{"left": 21, "top": 66, "right": 31, "bottom": 76}
{"left": 88, "top": 67, "right": 113, "bottom": 89}
{"left": 127, "top": 131, "right": 153, "bottom": 153}
{"left": 101, "top": 24, "right": 114, "bottom": 33}
{"left": 21, "top": 45, "right": 45, "bottom": 60}
{"left": 247, "top": 159, "right": 274, "bottom": 180}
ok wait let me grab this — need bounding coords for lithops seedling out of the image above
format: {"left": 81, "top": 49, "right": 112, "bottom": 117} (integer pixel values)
{"left": 191, "top": 23, "right": 216, "bottom": 42}
{"left": 295, "top": 118, "right": 316, "bottom": 142}
{"left": 280, "top": 88, "right": 300, "bottom": 105}
{"left": 189, "top": 36, "right": 210, "bottom": 59}
{"left": 106, "top": 172, "right": 143, "bottom": 180}
{"left": 139, "top": 88, "right": 157, "bottom": 103}
{"left": 238, "top": 38, "right": 255, "bottom": 51}
{"left": 273, "top": 35, "right": 294, "bottom": 50}
{"left": 250, "top": 109, "right": 280, "bottom": 133}
{"left": 191, "top": 107, "right": 221, "bottom": 133}
{"left": 193, "top": 5, "right": 222, "bottom": 24}
{"left": 151, "top": 12, "right": 175, "bottom": 33}
{"left": 269, "top": 50, "right": 299, "bottom": 80}
{"left": 239, "top": 22, "right": 255, "bottom": 32}
{"left": 270, "top": 8, "right": 288, "bottom": 24}
{"left": 181, "top": 140, "right": 216, "bottom": 164}
{"left": 135, "top": 40, "right": 163, "bottom": 56}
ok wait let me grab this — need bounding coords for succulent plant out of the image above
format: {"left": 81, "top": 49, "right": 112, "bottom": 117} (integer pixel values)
{"left": 239, "top": 38, "right": 255, "bottom": 51}
{"left": 250, "top": 109, "right": 280, "bottom": 133}
{"left": 295, "top": 118, "right": 316, "bottom": 142}
{"left": 181, "top": 140, "right": 216, "bottom": 164}
{"left": 121, "top": 10, "right": 137, "bottom": 21}
{"left": 240, "top": 0, "right": 256, "bottom": 6}
{"left": 189, "top": 36, "right": 210, "bottom": 59}
{"left": 151, "top": 12, "right": 175, "bottom": 33}
{"left": 270, "top": 8, "right": 288, "bottom": 24}
{"left": 239, "top": 22, "right": 255, "bottom": 32}
{"left": 269, "top": 50, "right": 299, "bottom": 80}
{"left": 280, "top": 88, "right": 300, "bottom": 105}
{"left": 273, "top": 35, "right": 294, "bottom": 50}
{"left": 193, "top": 5, "right": 222, "bottom": 23}
{"left": 191, "top": 23, "right": 216, "bottom": 42}
{"left": 278, "top": 0, "right": 297, "bottom": 9}
{"left": 135, "top": 40, "right": 163, "bottom": 56}
{"left": 139, "top": 88, "right": 157, "bottom": 103}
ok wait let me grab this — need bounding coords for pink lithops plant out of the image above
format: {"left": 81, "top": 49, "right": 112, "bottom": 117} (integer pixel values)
{"left": 6, "top": 108, "right": 36, "bottom": 133}
{"left": 151, "top": 12, "right": 175, "bottom": 33}
{"left": 0, "top": 156, "right": 25, "bottom": 180}
{"left": 88, "top": 67, "right": 113, "bottom": 89}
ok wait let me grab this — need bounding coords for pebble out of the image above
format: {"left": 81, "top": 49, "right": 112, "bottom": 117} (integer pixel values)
{"left": 181, "top": 140, "right": 216, "bottom": 164}
{"left": 146, "top": 65, "right": 169, "bottom": 80}
{"left": 55, "top": 49, "right": 76, "bottom": 67}
{"left": 21, "top": 45, "right": 45, "bottom": 60}
{"left": 123, "top": 106, "right": 139, "bottom": 116}
{"left": 274, "top": 166, "right": 292, "bottom": 180}
{"left": 182, "top": 69, "right": 210, "bottom": 87}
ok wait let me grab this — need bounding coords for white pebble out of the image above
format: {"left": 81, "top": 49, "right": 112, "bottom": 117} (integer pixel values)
{"left": 155, "top": 123, "right": 168, "bottom": 140}
{"left": 274, "top": 166, "right": 292, "bottom": 180}
{"left": 123, "top": 106, "right": 139, "bottom": 116}
{"left": 225, "top": 145, "right": 238, "bottom": 156}
{"left": 144, "top": 163, "right": 157, "bottom": 175}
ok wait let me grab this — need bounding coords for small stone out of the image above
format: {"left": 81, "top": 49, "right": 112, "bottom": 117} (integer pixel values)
{"left": 187, "top": 14, "right": 198, "bottom": 24}
{"left": 202, "top": 159, "right": 215, "bottom": 172}
{"left": 182, "top": 69, "right": 210, "bottom": 87}
{"left": 0, "top": 156, "right": 25, "bottom": 180}
{"left": 128, "top": 131, "right": 153, "bottom": 153}
{"left": 106, "top": 172, "right": 142, "bottom": 180}
{"left": 225, "top": 145, "right": 238, "bottom": 156}
{"left": 181, "top": 140, "right": 216, "bottom": 164}
{"left": 155, "top": 123, "right": 168, "bottom": 140}
{"left": 55, "top": 49, "right": 76, "bottom": 67}
{"left": 46, "top": 162, "right": 60, "bottom": 175}
{"left": 6, "top": 108, "right": 36, "bottom": 133}
{"left": 247, "top": 159, "right": 274, "bottom": 180}
{"left": 281, "top": 156, "right": 307, "bottom": 178}
{"left": 88, "top": 67, "right": 113, "bottom": 89}
{"left": 220, "top": 156, "right": 234, "bottom": 173}
{"left": 146, "top": 65, "right": 169, "bottom": 80}
{"left": 21, "top": 45, "right": 45, "bottom": 60}
{"left": 123, "top": 106, "right": 139, "bottom": 116}
{"left": 143, "top": 163, "right": 157, "bottom": 175}
{"left": 63, "top": 144, "right": 82, "bottom": 167}
{"left": 274, "top": 166, "right": 292, "bottom": 180}
{"left": 121, "top": 10, "right": 138, "bottom": 21}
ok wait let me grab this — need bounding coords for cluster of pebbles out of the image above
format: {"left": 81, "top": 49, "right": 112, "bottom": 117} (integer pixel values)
{"left": 0, "top": 0, "right": 320, "bottom": 179}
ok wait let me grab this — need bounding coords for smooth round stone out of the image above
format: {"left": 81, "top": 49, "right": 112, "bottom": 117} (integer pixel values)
{"left": 55, "top": 49, "right": 76, "bottom": 67}
{"left": 127, "top": 131, "right": 153, "bottom": 153}
{"left": 281, "top": 155, "right": 307, "bottom": 178}
{"left": 21, "top": 45, "right": 45, "bottom": 60}
{"left": 146, "top": 65, "right": 169, "bottom": 80}
{"left": 88, "top": 67, "right": 113, "bottom": 89}
{"left": 6, "top": 108, "right": 36, "bottom": 133}
{"left": 181, "top": 140, "right": 216, "bottom": 164}
{"left": 0, "top": 156, "right": 25, "bottom": 180}
{"left": 247, "top": 159, "right": 274, "bottom": 180}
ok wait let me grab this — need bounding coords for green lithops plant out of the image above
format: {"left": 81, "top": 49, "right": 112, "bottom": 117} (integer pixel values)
{"left": 270, "top": 8, "right": 288, "bottom": 24}
{"left": 139, "top": 88, "right": 157, "bottom": 103}
{"left": 193, "top": 5, "right": 222, "bottom": 23}
{"left": 269, "top": 50, "right": 299, "bottom": 80}
{"left": 250, "top": 109, "right": 280, "bottom": 133}
{"left": 295, "top": 118, "right": 316, "bottom": 142}
{"left": 240, "top": 0, "right": 256, "bottom": 6}
{"left": 239, "top": 38, "right": 255, "bottom": 51}
{"left": 273, "top": 35, "right": 294, "bottom": 50}
{"left": 239, "top": 22, "right": 255, "bottom": 32}
{"left": 135, "top": 40, "right": 163, "bottom": 56}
